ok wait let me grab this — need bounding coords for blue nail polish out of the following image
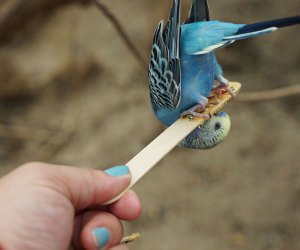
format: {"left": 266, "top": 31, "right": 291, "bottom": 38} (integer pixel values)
{"left": 93, "top": 227, "right": 110, "bottom": 249}
{"left": 104, "top": 165, "right": 130, "bottom": 177}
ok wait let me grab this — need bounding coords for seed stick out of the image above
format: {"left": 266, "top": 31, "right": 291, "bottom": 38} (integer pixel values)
{"left": 106, "top": 82, "right": 241, "bottom": 204}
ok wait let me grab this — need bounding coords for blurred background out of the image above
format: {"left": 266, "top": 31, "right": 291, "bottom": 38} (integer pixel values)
{"left": 0, "top": 0, "right": 300, "bottom": 249}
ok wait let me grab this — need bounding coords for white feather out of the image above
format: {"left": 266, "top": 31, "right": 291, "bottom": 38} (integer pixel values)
{"left": 188, "top": 41, "right": 234, "bottom": 55}
{"left": 223, "top": 27, "right": 278, "bottom": 41}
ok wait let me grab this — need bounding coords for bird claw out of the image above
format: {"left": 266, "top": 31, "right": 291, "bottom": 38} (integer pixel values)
{"left": 213, "top": 75, "right": 237, "bottom": 98}
{"left": 223, "top": 84, "right": 236, "bottom": 98}
{"left": 213, "top": 82, "right": 236, "bottom": 98}
{"left": 181, "top": 103, "right": 210, "bottom": 119}
{"left": 181, "top": 111, "right": 210, "bottom": 119}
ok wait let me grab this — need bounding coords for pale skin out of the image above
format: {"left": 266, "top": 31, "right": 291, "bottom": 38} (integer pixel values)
{"left": 0, "top": 162, "right": 141, "bottom": 250}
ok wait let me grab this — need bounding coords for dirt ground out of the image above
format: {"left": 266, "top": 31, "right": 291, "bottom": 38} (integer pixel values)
{"left": 0, "top": 0, "right": 300, "bottom": 249}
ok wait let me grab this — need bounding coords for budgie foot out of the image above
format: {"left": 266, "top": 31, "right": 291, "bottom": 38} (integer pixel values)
{"left": 180, "top": 98, "right": 210, "bottom": 119}
{"left": 214, "top": 75, "right": 236, "bottom": 97}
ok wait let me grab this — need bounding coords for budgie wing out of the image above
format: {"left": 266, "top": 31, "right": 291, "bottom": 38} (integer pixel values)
{"left": 185, "top": 0, "right": 210, "bottom": 24}
{"left": 149, "top": 0, "right": 181, "bottom": 110}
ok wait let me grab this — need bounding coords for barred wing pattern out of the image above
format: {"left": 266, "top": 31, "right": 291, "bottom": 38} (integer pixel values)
{"left": 148, "top": 0, "right": 181, "bottom": 111}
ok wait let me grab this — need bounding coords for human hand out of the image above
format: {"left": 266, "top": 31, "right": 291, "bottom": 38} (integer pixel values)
{"left": 0, "top": 162, "right": 141, "bottom": 250}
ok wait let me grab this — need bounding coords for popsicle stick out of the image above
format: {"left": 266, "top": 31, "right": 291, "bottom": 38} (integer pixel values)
{"left": 106, "top": 82, "right": 241, "bottom": 204}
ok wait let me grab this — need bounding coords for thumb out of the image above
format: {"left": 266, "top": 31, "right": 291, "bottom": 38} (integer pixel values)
{"left": 54, "top": 165, "right": 131, "bottom": 210}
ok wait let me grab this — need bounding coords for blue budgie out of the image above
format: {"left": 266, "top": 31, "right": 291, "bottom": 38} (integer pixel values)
{"left": 148, "top": 0, "right": 300, "bottom": 149}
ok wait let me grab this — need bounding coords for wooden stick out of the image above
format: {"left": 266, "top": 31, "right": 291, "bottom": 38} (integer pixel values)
{"left": 106, "top": 82, "right": 241, "bottom": 204}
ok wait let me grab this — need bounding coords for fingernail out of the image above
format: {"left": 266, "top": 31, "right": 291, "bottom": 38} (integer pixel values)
{"left": 93, "top": 227, "right": 110, "bottom": 249}
{"left": 104, "top": 165, "right": 130, "bottom": 177}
